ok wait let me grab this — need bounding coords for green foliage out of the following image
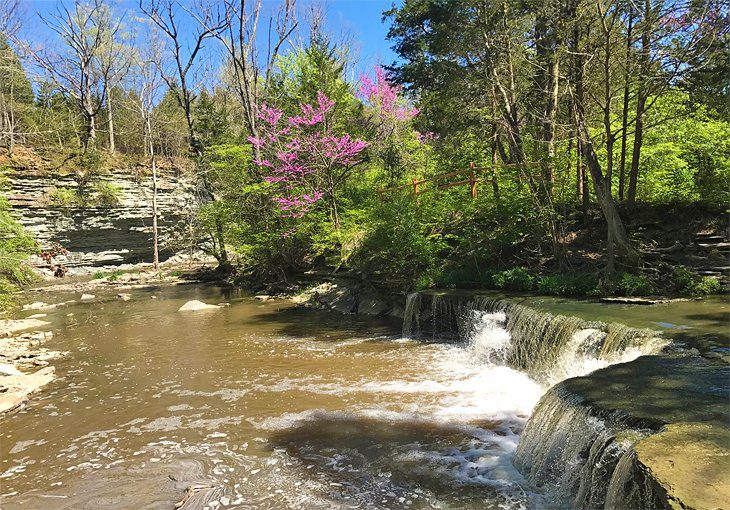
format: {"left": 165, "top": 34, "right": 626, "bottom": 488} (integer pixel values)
{"left": 639, "top": 92, "right": 730, "bottom": 204}
{"left": 491, "top": 267, "right": 534, "bottom": 291}
{"left": 49, "top": 187, "right": 80, "bottom": 207}
{"left": 195, "top": 90, "right": 230, "bottom": 147}
{"left": 673, "top": 265, "right": 722, "bottom": 296}
{"left": 0, "top": 173, "right": 37, "bottom": 316}
{"left": 537, "top": 274, "right": 599, "bottom": 296}
{"left": 616, "top": 273, "right": 654, "bottom": 297}
{"left": 92, "top": 271, "right": 105, "bottom": 279}
{"left": 93, "top": 182, "right": 122, "bottom": 207}
{"left": 106, "top": 269, "right": 124, "bottom": 282}
{"left": 350, "top": 196, "right": 449, "bottom": 290}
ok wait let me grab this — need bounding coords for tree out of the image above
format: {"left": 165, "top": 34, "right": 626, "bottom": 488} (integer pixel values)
{"left": 192, "top": 0, "right": 297, "bottom": 145}
{"left": 25, "top": 0, "right": 122, "bottom": 150}
{"left": 249, "top": 92, "right": 368, "bottom": 228}
{"left": 140, "top": 0, "right": 229, "bottom": 266}
{"left": 0, "top": 36, "right": 34, "bottom": 154}
{"left": 139, "top": 0, "right": 225, "bottom": 156}
{"left": 130, "top": 38, "right": 165, "bottom": 269}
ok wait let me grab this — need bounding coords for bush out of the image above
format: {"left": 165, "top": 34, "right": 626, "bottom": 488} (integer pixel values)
{"left": 673, "top": 265, "right": 722, "bottom": 295}
{"left": 537, "top": 274, "right": 599, "bottom": 296}
{"left": 106, "top": 269, "right": 124, "bottom": 282}
{"left": 617, "top": 272, "right": 654, "bottom": 296}
{"left": 49, "top": 187, "right": 80, "bottom": 207}
{"left": 434, "top": 266, "right": 494, "bottom": 288}
{"left": 491, "top": 267, "right": 534, "bottom": 291}
{"left": 0, "top": 191, "right": 37, "bottom": 316}
{"left": 93, "top": 182, "right": 122, "bottom": 207}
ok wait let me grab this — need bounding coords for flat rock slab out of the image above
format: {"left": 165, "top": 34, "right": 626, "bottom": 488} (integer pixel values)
{"left": 0, "top": 366, "right": 55, "bottom": 414}
{"left": 558, "top": 355, "right": 730, "bottom": 509}
{"left": 635, "top": 422, "right": 730, "bottom": 510}
{"left": 0, "top": 319, "right": 51, "bottom": 337}
{"left": 177, "top": 300, "right": 220, "bottom": 312}
{"left": 174, "top": 484, "right": 223, "bottom": 509}
{"left": 599, "top": 297, "right": 691, "bottom": 305}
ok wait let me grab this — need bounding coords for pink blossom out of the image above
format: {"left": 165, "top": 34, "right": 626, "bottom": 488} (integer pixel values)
{"left": 415, "top": 131, "right": 439, "bottom": 144}
{"left": 358, "top": 66, "right": 418, "bottom": 121}
{"left": 250, "top": 91, "right": 367, "bottom": 219}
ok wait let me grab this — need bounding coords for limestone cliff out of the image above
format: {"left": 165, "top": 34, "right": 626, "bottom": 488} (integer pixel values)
{"left": 6, "top": 161, "right": 199, "bottom": 268}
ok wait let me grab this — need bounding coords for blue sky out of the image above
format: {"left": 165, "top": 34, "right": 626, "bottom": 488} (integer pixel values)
{"left": 21, "top": 0, "right": 400, "bottom": 80}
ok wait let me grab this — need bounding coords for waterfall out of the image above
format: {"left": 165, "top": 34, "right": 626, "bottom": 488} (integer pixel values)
{"left": 401, "top": 292, "right": 421, "bottom": 338}
{"left": 401, "top": 292, "right": 667, "bottom": 385}
{"left": 400, "top": 291, "right": 672, "bottom": 509}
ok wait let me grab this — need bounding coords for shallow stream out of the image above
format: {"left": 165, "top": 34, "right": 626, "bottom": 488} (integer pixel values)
{"left": 0, "top": 285, "right": 727, "bottom": 509}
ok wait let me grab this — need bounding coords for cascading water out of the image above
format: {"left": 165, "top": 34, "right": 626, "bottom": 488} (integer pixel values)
{"left": 401, "top": 291, "right": 671, "bottom": 509}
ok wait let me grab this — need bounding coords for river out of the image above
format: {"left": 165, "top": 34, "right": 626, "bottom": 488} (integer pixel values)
{"left": 0, "top": 284, "right": 726, "bottom": 509}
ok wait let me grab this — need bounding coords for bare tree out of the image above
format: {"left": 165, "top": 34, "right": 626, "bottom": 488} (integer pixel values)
{"left": 192, "top": 0, "right": 297, "bottom": 146}
{"left": 0, "top": 0, "right": 21, "bottom": 38}
{"left": 130, "top": 35, "right": 164, "bottom": 269}
{"left": 97, "top": 15, "right": 132, "bottom": 154}
{"left": 138, "top": 0, "right": 225, "bottom": 157}
{"left": 24, "top": 0, "right": 122, "bottom": 150}
{"left": 139, "top": 0, "right": 230, "bottom": 267}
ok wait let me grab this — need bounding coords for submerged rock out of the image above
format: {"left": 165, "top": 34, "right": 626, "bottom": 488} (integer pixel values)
{"left": 178, "top": 300, "right": 220, "bottom": 312}
{"left": 80, "top": 294, "right": 95, "bottom": 301}
{"left": 117, "top": 293, "right": 131, "bottom": 301}
{"left": 22, "top": 301, "right": 50, "bottom": 311}
{"left": 357, "top": 291, "right": 389, "bottom": 316}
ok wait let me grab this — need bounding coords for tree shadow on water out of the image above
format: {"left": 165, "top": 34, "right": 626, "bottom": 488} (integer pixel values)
{"left": 247, "top": 306, "right": 403, "bottom": 342}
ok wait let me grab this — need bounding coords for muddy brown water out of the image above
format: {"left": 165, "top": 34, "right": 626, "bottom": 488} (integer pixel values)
{"left": 1, "top": 285, "right": 727, "bottom": 509}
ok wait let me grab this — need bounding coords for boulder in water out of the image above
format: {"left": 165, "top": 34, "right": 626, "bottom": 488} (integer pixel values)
{"left": 117, "top": 293, "right": 131, "bottom": 301}
{"left": 80, "top": 294, "right": 95, "bottom": 301}
{"left": 178, "top": 300, "right": 220, "bottom": 312}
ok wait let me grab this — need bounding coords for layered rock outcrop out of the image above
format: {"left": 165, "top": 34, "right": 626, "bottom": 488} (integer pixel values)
{"left": 7, "top": 164, "right": 198, "bottom": 268}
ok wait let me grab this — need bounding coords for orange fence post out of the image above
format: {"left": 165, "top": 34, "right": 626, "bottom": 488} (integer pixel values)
{"left": 469, "top": 163, "right": 477, "bottom": 199}
{"left": 412, "top": 177, "right": 419, "bottom": 195}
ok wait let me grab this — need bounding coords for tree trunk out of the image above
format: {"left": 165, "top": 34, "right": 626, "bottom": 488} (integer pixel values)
{"left": 146, "top": 116, "right": 159, "bottom": 270}
{"left": 490, "top": 128, "right": 500, "bottom": 201}
{"left": 628, "top": 0, "right": 651, "bottom": 206}
{"left": 577, "top": 116, "right": 637, "bottom": 272}
{"left": 107, "top": 86, "right": 116, "bottom": 154}
{"left": 618, "top": 13, "right": 633, "bottom": 201}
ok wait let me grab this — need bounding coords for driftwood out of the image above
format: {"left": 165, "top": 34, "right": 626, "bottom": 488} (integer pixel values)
{"left": 174, "top": 484, "right": 223, "bottom": 510}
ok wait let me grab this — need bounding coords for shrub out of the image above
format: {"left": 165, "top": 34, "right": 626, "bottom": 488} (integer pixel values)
{"left": 673, "top": 266, "right": 722, "bottom": 295}
{"left": 692, "top": 276, "right": 722, "bottom": 295}
{"left": 434, "top": 266, "right": 494, "bottom": 288}
{"left": 617, "top": 272, "right": 654, "bottom": 296}
{"left": 94, "top": 182, "right": 122, "bottom": 207}
{"left": 92, "top": 271, "right": 105, "bottom": 279}
{"left": 491, "top": 267, "right": 534, "bottom": 291}
{"left": 106, "top": 269, "right": 124, "bottom": 282}
{"left": 537, "top": 274, "right": 599, "bottom": 296}
{"left": 0, "top": 191, "right": 37, "bottom": 316}
{"left": 49, "top": 187, "right": 80, "bottom": 207}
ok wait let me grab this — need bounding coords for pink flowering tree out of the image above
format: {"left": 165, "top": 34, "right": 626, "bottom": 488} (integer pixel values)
{"left": 359, "top": 66, "right": 419, "bottom": 123}
{"left": 358, "top": 65, "right": 436, "bottom": 180}
{"left": 249, "top": 92, "right": 368, "bottom": 228}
